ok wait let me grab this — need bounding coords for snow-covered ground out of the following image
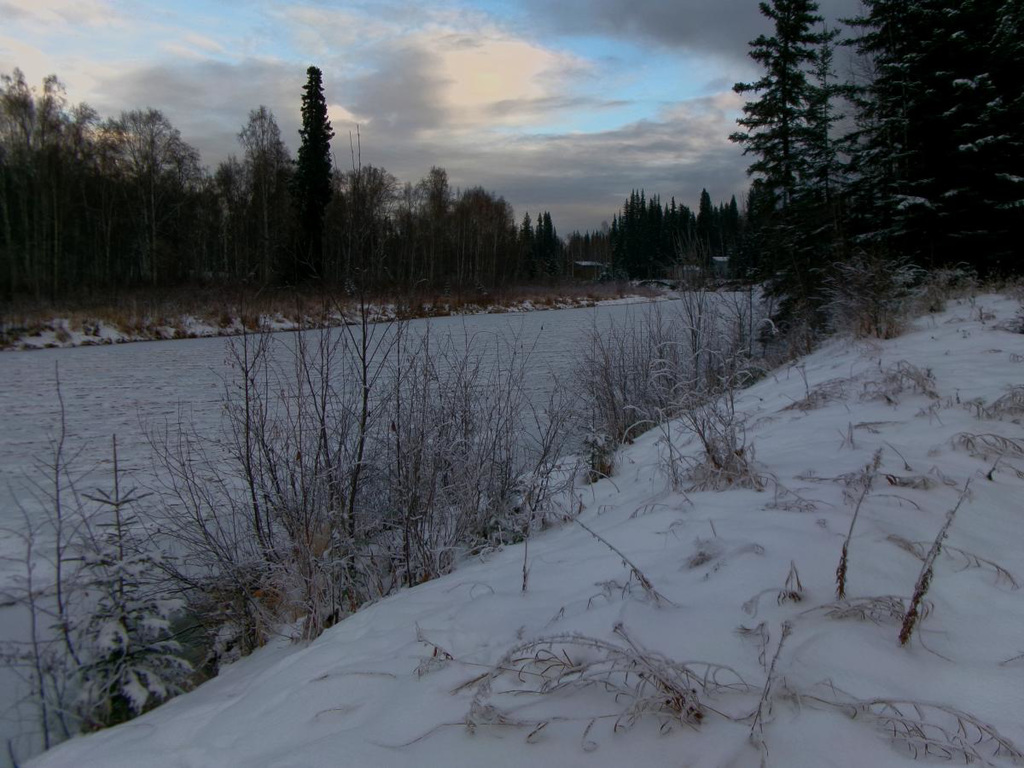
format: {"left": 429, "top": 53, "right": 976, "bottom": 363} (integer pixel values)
{"left": 26, "top": 294, "right": 1024, "bottom": 767}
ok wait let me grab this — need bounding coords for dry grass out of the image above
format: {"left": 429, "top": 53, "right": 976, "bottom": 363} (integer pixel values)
{"left": 971, "top": 386, "right": 1024, "bottom": 421}
{"left": 952, "top": 432, "right": 1024, "bottom": 460}
{"left": 836, "top": 449, "right": 882, "bottom": 599}
{"left": 883, "top": 474, "right": 936, "bottom": 490}
{"left": 899, "top": 482, "right": 971, "bottom": 646}
{"left": 783, "top": 377, "right": 850, "bottom": 412}
{"left": 797, "top": 682, "right": 1024, "bottom": 764}
{"left": 887, "top": 534, "right": 1019, "bottom": 589}
{"left": 1, "top": 281, "right": 664, "bottom": 349}
{"left": 804, "top": 595, "right": 925, "bottom": 625}
{"left": 742, "top": 561, "right": 804, "bottom": 618}
{"left": 575, "top": 520, "right": 673, "bottom": 606}
{"left": 861, "top": 360, "right": 940, "bottom": 404}
{"left": 846, "top": 699, "right": 1023, "bottom": 764}
{"left": 467, "top": 622, "right": 750, "bottom": 739}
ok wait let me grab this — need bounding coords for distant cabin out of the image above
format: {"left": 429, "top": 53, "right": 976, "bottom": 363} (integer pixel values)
{"left": 571, "top": 260, "right": 607, "bottom": 281}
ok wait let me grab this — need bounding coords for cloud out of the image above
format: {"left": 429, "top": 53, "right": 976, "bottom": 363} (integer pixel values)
{"left": 429, "top": 32, "right": 587, "bottom": 129}
{"left": 0, "top": 0, "right": 117, "bottom": 27}
{"left": 530, "top": 0, "right": 863, "bottom": 67}
{"left": 5, "top": 0, "right": 765, "bottom": 230}
{"left": 90, "top": 58, "right": 304, "bottom": 165}
{"left": 393, "top": 91, "right": 749, "bottom": 230}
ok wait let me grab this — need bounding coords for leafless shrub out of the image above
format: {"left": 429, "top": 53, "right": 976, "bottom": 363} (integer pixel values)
{"left": 899, "top": 482, "right": 971, "bottom": 646}
{"left": 824, "top": 252, "right": 921, "bottom": 339}
{"left": 577, "top": 292, "right": 765, "bottom": 453}
{"left": 861, "top": 360, "right": 939, "bottom": 404}
{"left": 151, "top": 314, "right": 580, "bottom": 661}
{"left": 582, "top": 429, "right": 615, "bottom": 483}
{"left": 677, "top": 399, "right": 765, "bottom": 492}
{"left": 887, "top": 534, "right": 1019, "bottom": 589}
{"left": 468, "top": 622, "right": 749, "bottom": 740}
{"left": 993, "top": 281, "right": 1024, "bottom": 333}
{"left": 3, "top": 407, "right": 191, "bottom": 759}
{"left": 912, "top": 265, "right": 978, "bottom": 315}
{"left": 575, "top": 304, "right": 683, "bottom": 445}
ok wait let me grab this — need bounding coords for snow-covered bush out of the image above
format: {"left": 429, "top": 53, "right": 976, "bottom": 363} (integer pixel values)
{"left": 576, "top": 291, "right": 763, "bottom": 452}
{"left": 824, "top": 251, "right": 921, "bottom": 339}
{"left": 576, "top": 303, "right": 682, "bottom": 445}
{"left": 913, "top": 264, "right": 978, "bottom": 314}
{"left": 582, "top": 428, "right": 614, "bottom": 483}
{"left": 152, "top": 316, "right": 580, "bottom": 660}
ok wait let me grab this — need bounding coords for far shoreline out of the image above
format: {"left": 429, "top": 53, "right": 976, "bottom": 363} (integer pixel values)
{"left": 1, "top": 282, "right": 683, "bottom": 352}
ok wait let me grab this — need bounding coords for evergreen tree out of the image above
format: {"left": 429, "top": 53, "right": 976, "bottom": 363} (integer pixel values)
{"left": 732, "top": 0, "right": 837, "bottom": 328}
{"left": 519, "top": 212, "right": 535, "bottom": 279}
{"left": 802, "top": 24, "right": 844, "bottom": 206}
{"left": 732, "top": 0, "right": 829, "bottom": 206}
{"left": 843, "top": 0, "right": 1024, "bottom": 273}
{"left": 292, "top": 66, "right": 334, "bottom": 280}
{"left": 844, "top": 0, "right": 941, "bottom": 261}
{"left": 696, "top": 188, "right": 715, "bottom": 270}
{"left": 77, "top": 440, "right": 191, "bottom": 730}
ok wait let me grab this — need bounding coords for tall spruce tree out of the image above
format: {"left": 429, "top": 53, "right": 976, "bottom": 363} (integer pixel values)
{"left": 292, "top": 66, "right": 334, "bottom": 280}
{"left": 696, "top": 188, "right": 715, "bottom": 271}
{"left": 732, "top": 0, "right": 835, "bottom": 328}
{"left": 732, "top": 0, "right": 828, "bottom": 205}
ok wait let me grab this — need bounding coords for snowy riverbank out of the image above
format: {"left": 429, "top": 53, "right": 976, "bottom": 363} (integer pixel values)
{"left": 28, "top": 294, "right": 1024, "bottom": 767}
{"left": 2, "top": 292, "right": 667, "bottom": 352}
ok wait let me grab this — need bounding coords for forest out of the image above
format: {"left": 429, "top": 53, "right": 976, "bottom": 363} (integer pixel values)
{"left": 0, "top": 67, "right": 734, "bottom": 303}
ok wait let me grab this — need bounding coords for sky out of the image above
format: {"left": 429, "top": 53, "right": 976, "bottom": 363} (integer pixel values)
{"left": 0, "top": 0, "right": 858, "bottom": 232}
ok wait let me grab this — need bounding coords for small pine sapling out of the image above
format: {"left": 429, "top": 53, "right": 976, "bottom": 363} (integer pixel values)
{"left": 78, "top": 437, "right": 191, "bottom": 729}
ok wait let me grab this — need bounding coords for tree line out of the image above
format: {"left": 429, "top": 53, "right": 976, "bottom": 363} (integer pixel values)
{"left": 0, "top": 66, "right": 575, "bottom": 301}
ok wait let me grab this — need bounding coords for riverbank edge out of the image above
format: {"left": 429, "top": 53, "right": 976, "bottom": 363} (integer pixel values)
{"left": 1, "top": 290, "right": 676, "bottom": 352}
